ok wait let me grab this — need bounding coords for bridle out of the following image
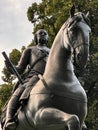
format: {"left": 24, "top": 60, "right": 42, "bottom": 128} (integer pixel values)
{"left": 64, "top": 14, "right": 90, "bottom": 68}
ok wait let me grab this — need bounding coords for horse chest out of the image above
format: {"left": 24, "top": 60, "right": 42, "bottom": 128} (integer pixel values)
{"left": 44, "top": 78, "right": 87, "bottom": 103}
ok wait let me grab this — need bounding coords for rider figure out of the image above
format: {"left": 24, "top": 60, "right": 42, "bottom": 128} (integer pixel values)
{"left": 2, "top": 29, "right": 50, "bottom": 130}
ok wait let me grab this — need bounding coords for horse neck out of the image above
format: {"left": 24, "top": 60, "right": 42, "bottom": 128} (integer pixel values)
{"left": 44, "top": 28, "right": 74, "bottom": 79}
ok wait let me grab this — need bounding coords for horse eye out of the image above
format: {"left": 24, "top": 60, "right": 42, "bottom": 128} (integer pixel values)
{"left": 39, "top": 32, "right": 42, "bottom": 35}
{"left": 44, "top": 32, "right": 47, "bottom": 35}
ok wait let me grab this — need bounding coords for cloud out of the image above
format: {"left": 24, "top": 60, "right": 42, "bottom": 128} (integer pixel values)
{"left": 0, "top": 0, "right": 41, "bottom": 84}
{"left": 0, "top": 0, "right": 32, "bottom": 49}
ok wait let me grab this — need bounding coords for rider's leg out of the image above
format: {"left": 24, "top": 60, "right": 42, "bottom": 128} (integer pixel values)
{"left": 34, "top": 107, "right": 80, "bottom": 130}
{"left": 19, "top": 75, "right": 39, "bottom": 103}
{"left": 4, "top": 87, "right": 24, "bottom": 130}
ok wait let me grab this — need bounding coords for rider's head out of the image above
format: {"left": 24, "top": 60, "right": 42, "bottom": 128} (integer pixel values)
{"left": 34, "top": 29, "right": 49, "bottom": 46}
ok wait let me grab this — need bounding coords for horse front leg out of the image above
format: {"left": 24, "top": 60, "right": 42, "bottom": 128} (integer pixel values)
{"left": 34, "top": 107, "right": 80, "bottom": 130}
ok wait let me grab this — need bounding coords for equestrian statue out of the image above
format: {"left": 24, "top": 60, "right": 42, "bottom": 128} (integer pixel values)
{"left": 1, "top": 5, "right": 91, "bottom": 130}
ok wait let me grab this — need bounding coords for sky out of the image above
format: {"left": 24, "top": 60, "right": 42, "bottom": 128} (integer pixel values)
{"left": 0, "top": 0, "right": 41, "bottom": 84}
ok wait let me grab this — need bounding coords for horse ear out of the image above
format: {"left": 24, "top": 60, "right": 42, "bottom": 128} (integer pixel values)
{"left": 70, "top": 5, "right": 75, "bottom": 17}
{"left": 86, "top": 11, "right": 90, "bottom": 18}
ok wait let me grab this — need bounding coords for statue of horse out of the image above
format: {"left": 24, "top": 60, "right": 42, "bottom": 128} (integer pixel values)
{"left": 3, "top": 5, "right": 91, "bottom": 130}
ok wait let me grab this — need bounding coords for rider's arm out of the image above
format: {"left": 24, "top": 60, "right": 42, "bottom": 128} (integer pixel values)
{"left": 16, "top": 47, "right": 31, "bottom": 74}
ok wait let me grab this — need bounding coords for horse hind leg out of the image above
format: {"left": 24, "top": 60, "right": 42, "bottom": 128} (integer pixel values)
{"left": 34, "top": 107, "right": 80, "bottom": 130}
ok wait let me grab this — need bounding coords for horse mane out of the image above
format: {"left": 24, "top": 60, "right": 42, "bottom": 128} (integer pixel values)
{"left": 63, "top": 12, "right": 90, "bottom": 30}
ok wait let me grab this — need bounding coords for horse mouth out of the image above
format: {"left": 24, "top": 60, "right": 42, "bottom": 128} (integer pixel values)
{"left": 76, "top": 51, "right": 88, "bottom": 69}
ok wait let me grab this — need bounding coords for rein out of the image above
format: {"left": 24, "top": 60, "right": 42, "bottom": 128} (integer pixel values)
{"left": 63, "top": 17, "right": 89, "bottom": 68}
{"left": 66, "top": 21, "right": 89, "bottom": 49}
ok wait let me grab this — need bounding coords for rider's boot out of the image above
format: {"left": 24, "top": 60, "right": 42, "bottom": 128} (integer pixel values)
{"left": 3, "top": 87, "right": 24, "bottom": 130}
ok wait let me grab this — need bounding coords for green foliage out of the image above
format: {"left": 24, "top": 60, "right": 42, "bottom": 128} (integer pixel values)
{"left": 9, "top": 49, "right": 21, "bottom": 65}
{"left": 0, "top": 83, "right": 13, "bottom": 116}
{"left": 1, "top": 67, "right": 14, "bottom": 83}
{"left": 86, "top": 99, "right": 98, "bottom": 129}
{"left": 1, "top": 49, "right": 21, "bottom": 83}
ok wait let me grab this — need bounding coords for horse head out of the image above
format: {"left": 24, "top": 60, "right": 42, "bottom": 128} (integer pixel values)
{"left": 63, "top": 5, "right": 91, "bottom": 69}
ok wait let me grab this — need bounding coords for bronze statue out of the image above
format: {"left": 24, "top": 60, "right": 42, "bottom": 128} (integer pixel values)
{"left": 2, "top": 29, "right": 50, "bottom": 130}
{"left": 1, "top": 5, "right": 91, "bottom": 130}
